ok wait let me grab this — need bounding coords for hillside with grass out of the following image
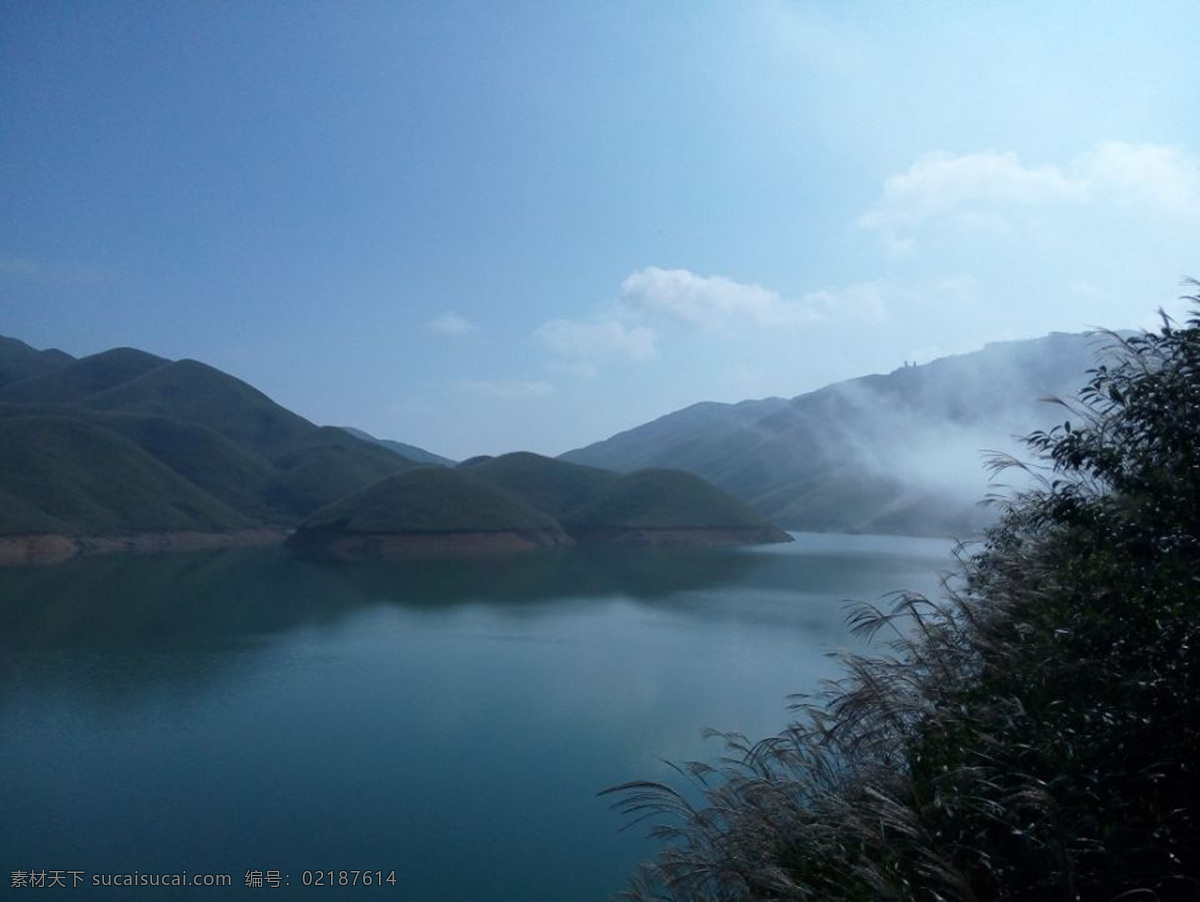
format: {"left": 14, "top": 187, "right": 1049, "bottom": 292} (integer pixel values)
{"left": 458, "top": 452, "right": 619, "bottom": 518}
{"left": 292, "top": 451, "right": 792, "bottom": 557}
{"left": 0, "top": 347, "right": 169, "bottom": 405}
{"left": 0, "top": 336, "right": 76, "bottom": 388}
{"left": 565, "top": 468, "right": 792, "bottom": 544}
{"left": 288, "top": 466, "right": 573, "bottom": 557}
{"left": 0, "top": 335, "right": 437, "bottom": 545}
{"left": 0, "top": 415, "right": 250, "bottom": 534}
{"left": 608, "top": 305, "right": 1200, "bottom": 900}
{"left": 339, "top": 426, "right": 456, "bottom": 467}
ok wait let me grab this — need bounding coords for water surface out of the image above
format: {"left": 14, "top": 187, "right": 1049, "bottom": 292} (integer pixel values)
{"left": 0, "top": 533, "right": 952, "bottom": 899}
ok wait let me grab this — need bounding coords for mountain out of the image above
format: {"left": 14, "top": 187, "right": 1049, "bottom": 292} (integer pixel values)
{"left": 0, "top": 336, "right": 75, "bottom": 388}
{"left": 0, "top": 347, "right": 169, "bottom": 405}
{"left": 563, "top": 332, "right": 1109, "bottom": 537}
{"left": 262, "top": 426, "right": 421, "bottom": 519}
{"left": 79, "top": 358, "right": 316, "bottom": 454}
{"left": 289, "top": 466, "right": 573, "bottom": 557}
{"left": 0, "top": 336, "right": 421, "bottom": 542}
{"left": 564, "top": 468, "right": 788, "bottom": 535}
{"left": 337, "top": 427, "right": 456, "bottom": 467}
{"left": 0, "top": 415, "right": 250, "bottom": 535}
{"left": 291, "top": 451, "right": 791, "bottom": 558}
{"left": 457, "top": 451, "right": 618, "bottom": 518}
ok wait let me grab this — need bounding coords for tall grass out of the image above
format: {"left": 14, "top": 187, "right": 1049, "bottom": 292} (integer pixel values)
{"left": 605, "top": 290, "right": 1200, "bottom": 901}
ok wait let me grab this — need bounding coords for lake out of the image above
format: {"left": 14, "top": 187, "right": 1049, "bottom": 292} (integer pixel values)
{"left": 0, "top": 533, "right": 953, "bottom": 899}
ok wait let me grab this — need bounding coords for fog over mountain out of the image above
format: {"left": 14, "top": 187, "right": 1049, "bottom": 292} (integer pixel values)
{"left": 563, "top": 332, "right": 1114, "bottom": 537}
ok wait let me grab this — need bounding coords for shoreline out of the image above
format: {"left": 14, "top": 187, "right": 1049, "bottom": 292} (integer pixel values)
{"left": 0, "top": 524, "right": 795, "bottom": 567}
{"left": 0, "top": 528, "right": 290, "bottom": 567}
{"left": 286, "top": 527, "right": 576, "bottom": 560}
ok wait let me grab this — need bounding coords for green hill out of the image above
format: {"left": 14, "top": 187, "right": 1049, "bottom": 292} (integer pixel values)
{"left": 0, "top": 336, "right": 75, "bottom": 388}
{"left": 263, "top": 427, "right": 417, "bottom": 518}
{"left": 338, "top": 426, "right": 456, "bottom": 467}
{"left": 566, "top": 468, "right": 788, "bottom": 535}
{"left": 81, "top": 358, "right": 315, "bottom": 454}
{"left": 293, "top": 451, "right": 792, "bottom": 556}
{"left": 0, "top": 415, "right": 250, "bottom": 535}
{"left": 0, "top": 335, "right": 427, "bottom": 541}
{"left": 89, "top": 412, "right": 280, "bottom": 520}
{"left": 458, "top": 452, "right": 617, "bottom": 518}
{"left": 294, "top": 466, "right": 562, "bottom": 536}
{"left": 0, "top": 347, "right": 168, "bottom": 404}
{"left": 0, "top": 334, "right": 790, "bottom": 558}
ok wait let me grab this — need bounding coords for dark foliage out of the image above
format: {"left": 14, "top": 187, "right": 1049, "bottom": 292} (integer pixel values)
{"left": 606, "top": 288, "right": 1200, "bottom": 901}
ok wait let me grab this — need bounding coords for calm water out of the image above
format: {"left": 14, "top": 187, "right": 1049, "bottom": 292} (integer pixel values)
{"left": 0, "top": 533, "right": 951, "bottom": 899}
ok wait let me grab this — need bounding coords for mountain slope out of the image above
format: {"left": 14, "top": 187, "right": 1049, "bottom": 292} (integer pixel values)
{"left": 0, "top": 347, "right": 168, "bottom": 404}
{"left": 0, "top": 335, "right": 423, "bottom": 538}
{"left": 80, "top": 358, "right": 316, "bottom": 454}
{"left": 297, "top": 466, "right": 562, "bottom": 535}
{"left": 0, "top": 336, "right": 75, "bottom": 389}
{"left": 289, "top": 466, "right": 574, "bottom": 557}
{"left": 292, "top": 451, "right": 792, "bottom": 557}
{"left": 0, "top": 415, "right": 250, "bottom": 535}
{"left": 263, "top": 427, "right": 418, "bottom": 518}
{"left": 563, "top": 332, "right": 1106, "bottom": 536}
{"left": 457, "top": 452, "right": 618, "bottom": 518}
{"left": 338, "top": 427, "right": 455, "bottom": 467}
{"left": 563, "top": 468, "right": 792, "bottom": 545}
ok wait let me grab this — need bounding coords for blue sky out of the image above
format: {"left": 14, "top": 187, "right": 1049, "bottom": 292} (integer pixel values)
{"left": 4, "top": 1, "right": 1199, "bottom": 459}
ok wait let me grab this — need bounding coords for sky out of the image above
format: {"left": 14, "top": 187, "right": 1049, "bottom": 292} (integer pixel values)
{"left": 3, "top": 1, "right": 1200, "bottom": 459}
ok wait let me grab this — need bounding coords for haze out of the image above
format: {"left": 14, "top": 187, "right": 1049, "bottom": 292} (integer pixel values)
{"left": 3, "top": 2, "right": 1199, "bottom": 459}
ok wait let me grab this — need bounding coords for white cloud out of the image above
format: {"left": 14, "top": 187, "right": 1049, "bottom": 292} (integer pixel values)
{"left": 620, "top": 266, "right": 891, "bottom": 329}
{"left": 859, "top": 142, "right": 1200, "bottom": 252}
{"left": 452, "top": 379, "right": 554, "bottom": 399}
{"left": 428, "top": 312, "right": 477, "bottom": 336}
{"left": 533, "top": 318, "right": 657, "bottom": 361}
{"left": 620, "top": 267, "right": 801, "bottom": 329}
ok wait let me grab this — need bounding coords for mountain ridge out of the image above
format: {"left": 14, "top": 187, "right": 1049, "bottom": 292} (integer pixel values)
{"left": 562, "top": 331, "right": 1111, "bottom": 537}
{"left": 0, "top": 334, "right": 790, "bottom": 563}
{"left": 290, "top": 452, "right": 792, "bottom": 558}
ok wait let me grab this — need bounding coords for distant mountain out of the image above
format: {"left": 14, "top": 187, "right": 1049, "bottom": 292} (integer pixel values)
{"left": 290, "top": 451, "right": 791, "bottom": 559}
{"left": 0, "top": 336, "right": 76, "bottom": 389}
{"left": 0, "top": 334, "right": 787, "bottom": 564}
{"left": 563, "top": 332, "right": 1110, "bottom": 537}
{"left": 337, "top": 426, "right": 456, "bottom": 467}
{"left": 457, "top": 451, "right": 618, "bottom": 518}
{"left": 290, "top": 466, "right": 572, "bottom": 557}
{"left": 563, "top": 468, "right": 785, "bottom": 536}
{"left": 458, "top": 452, "right": 784, "bottom": 537}
{"left": 0, "top": 347, "right": 169, "bottom": 405}
{"left": 0, "top": 335, "right": 420, "bottom": 539}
